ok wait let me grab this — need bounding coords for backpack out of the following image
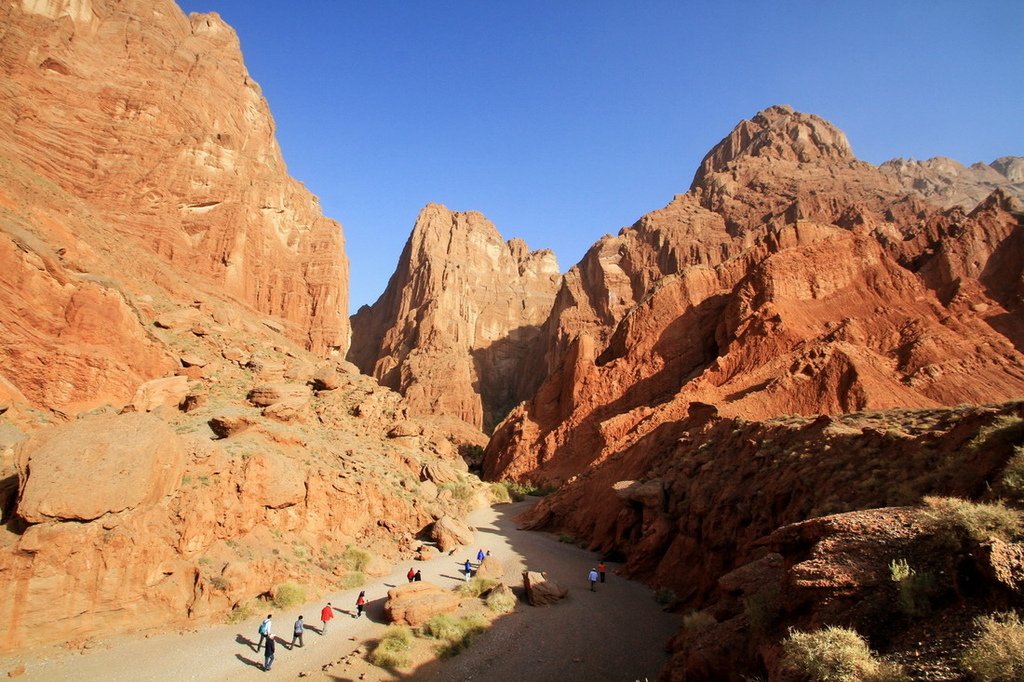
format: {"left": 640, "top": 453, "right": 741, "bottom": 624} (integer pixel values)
{"left": 258, "top": 619, "right": 269, "bottom": 636}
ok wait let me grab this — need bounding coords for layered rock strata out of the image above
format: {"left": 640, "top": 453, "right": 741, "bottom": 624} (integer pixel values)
{"left": 349, "top": 204, "right": 560, "bottom": 432}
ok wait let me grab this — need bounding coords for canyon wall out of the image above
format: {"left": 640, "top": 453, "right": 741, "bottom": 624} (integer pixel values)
{"left": 349, "top": 204, "right": 560, "bottom": 432}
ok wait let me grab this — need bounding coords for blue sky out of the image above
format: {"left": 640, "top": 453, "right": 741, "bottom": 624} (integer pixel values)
{"left": 177, "top": 1, "right": 1023, "bottom": 313}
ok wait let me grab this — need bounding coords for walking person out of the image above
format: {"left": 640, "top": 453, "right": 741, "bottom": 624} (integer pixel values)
{"left": 464, "top": 559, "right": 473, "bottom": 581}
{"left": 291, "top": 615, "right": 304, "bottom": 648}
{"left": 407, "top": 567, "right": 416, "bottom": 583}
{"left": 588, "top": 567, "right": 599, "bottom": 591}
{"left": 320, "top": 602, "right": 333, "bottom": 634}
{"left": 597, "top": 561, "right": 607, "bottom": 583}
{"left": 476, "top": 548, "right": 485, "bottom": 563}
{"left": 262, "top": 635, "right": 276, "bottom": 671}
{"left": 257, "top": 613, "right": 272, "bottom": 651}
{"left": 355, "top": 591, "right": 366, "bottom": 618}
{"left": 414, "top": 569, "right": 422, "bottom": 582}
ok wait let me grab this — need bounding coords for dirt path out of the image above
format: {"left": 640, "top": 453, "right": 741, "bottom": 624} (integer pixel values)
{"left": 1, "top": 499, "right": 678, "bottom": 681}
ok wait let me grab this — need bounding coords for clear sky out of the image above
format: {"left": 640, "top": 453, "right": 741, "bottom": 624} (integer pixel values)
{"left": 177, "top": 0, "right": 1023, "bottom": 313}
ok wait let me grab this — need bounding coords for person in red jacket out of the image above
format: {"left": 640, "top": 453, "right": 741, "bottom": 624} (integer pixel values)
{"left": 597, "top": 561, "right": 607, "bottom": 583}
{"left": 407, "top": 567, "right": 415, "bottom": 583}
{"left": 320, "top": 602, "right": 334, "bottom": 634}
{"left": 355, "top": 591, "right": 366, "bottom": 618}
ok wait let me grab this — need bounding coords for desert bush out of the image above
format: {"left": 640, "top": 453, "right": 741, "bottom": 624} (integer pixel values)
{"left": 369, "top": 625, "right": 413, "bottom": 669}
{"left": 682, "top": 610, "right": 716, "bottom": 633}
{"left": 558, "top": 533, "right": 576, "bottom": 544}
{"left": 960, "top": 611, "right": 1024, "bottom": 681}
{"left": 655, "top": 588, "right": 678, "bottom": 606}
{"left": 439, "top": 478, "right": 476, "bottom": 501}
{"left": 488, "top": 481, "right": 513, "bottom": 504}
{"left": 341, "top": 545, "right": 372, "bottom": 572}
{"left": 225, "top": 600, "right": 258, "bottom": 624}
{"left": 889, "top": 558, "right": 935, "bottom": 616}
{"left": 743, "top": 585, "right": 784, "bottom": 635}
{"left": 505, "top": 480, "right": 553, "bottom": 500}
{"left": 337, "top": 571, "right": 365, "bottom": 589}
{"left": 998, "top": 446, "right": 1024, "bottom": 504}
{"left": 271, "top": 581, "right": 306, "bottom": 609}
{"left": 485, "top": 587, "right": 517, "bottom": 613}
{"left": 782, "top": 626, "right": 908, "bottom": 682}
{"left": 457, "top": 577, "right": 499, "bottom": 598}
{"left": 422, "top": 613, "right": 486, "bottom": 657}
{"left": 920, "top": 496, "right": 1023, "bottom": 545}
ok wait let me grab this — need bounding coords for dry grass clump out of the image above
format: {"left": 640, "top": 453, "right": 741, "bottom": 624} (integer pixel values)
{"left": 960, "top": 612, "right": 1024, "bottom": 682}
{"left": 456, "top": 577, "right": 499, "bottom": 598}
{"left": 341, "top": 545, "right": 372, "bottom": 572}
{"left": 485, "top": 585, "right": 517, "bottom": 613}
{"left": 998, "top": 446, "right": 1024, "bottom": 504}
{"left": 682, "top": 610, "right": 716, "bottom": 633}
{"left": 782, "top": 626, "right": 907, "bottom": 682}
{"left": 487, "top": 481, "right": 513, "bottom": 504}
{"left": 920, "top": 496, "right": 1022, "bottom": 545}
{"left": 888, "top": 558, "right": 935, "bottom": 616}
{"left": 369, "top": 625, "right": 413, "bottom": 669}
{"left": 271, "top": 581, "right": 306, "bottom": 609}
{"left": 421, "top": 613, "right": 486, "bottom": 657}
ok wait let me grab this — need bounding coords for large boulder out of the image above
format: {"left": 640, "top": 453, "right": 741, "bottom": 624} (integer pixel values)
{"left": 475, "top": 554, "right": 505, "bottom": 580}
{"left": 522, "top": 570, "right": 568, "bottom": 606}
{"left": 16, "top": 413, "right": 186, "bottom": 523}
{"left": 247, "top": 383, "right": 311, "bottom": 407}
{"left": 384, "top": 582, "right": 460, "bottom": 626}
{"left": 420, "top": 460, "right": 459, "bottom": 485}
{"left": 431, "top": 515, "right": 474, "bottom": 552}
{"left": 128, "top": 375, "right": 189, "bottom": 412}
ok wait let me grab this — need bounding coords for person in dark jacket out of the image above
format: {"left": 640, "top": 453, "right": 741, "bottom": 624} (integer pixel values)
{"left": 291, "top": 615, "right": 304, "bottom": 648}
{"left": 263, "top": 635, "right": 276, "bottom": 671}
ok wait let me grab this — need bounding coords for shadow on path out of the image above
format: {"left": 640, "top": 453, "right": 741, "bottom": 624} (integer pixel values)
{"left": 234, "top": 653, "right": 262, "bottom": 670}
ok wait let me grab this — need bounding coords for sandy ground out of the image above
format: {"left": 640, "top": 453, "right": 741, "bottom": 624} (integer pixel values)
{"left": 1, "top": 499, "right": 679, "bottom": 681}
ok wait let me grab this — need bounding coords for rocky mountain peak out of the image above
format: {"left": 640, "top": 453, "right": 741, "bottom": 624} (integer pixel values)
{"left": 691, "top": 105, "right": 855, "bottom": 190}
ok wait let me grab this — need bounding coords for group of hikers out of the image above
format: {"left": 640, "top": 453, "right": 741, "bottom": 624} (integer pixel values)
{"left": 588, "top": 561, "right": 607, "bottom": 591}
{"left": 253, "top": 592, "right": 366, "bottom": 672}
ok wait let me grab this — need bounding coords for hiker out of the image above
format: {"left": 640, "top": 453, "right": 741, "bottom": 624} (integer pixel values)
{"left": 257, "top": 613, "right": 272, "bottom": 650}
{"left": 414, "top": 569, "right": 422, "bottom": 582}
{"left": 262, "top": 635, "right": 276, "bottom": 671}
{"left": 320, "top": 602, "right": 333, "bottom": 634}
{"left": 464, "top": 559, "right": 472, "bottom": 581}
{"left": 355, "top": 591, "right": 366, "bottom": 618}
{"left": 291, "top": 615, "right": 304, "bottom": 648}
{"left": 476, "top": 548, "right": 485, "bottom": 563}
{"left": 407, "top": 567, "right": 416, "bottom": 583}
{"left": 588, "top": 568, "right": 599, "bottom": 591}
{"left": 598, "top": 561, "right": 607, "bottom": 583}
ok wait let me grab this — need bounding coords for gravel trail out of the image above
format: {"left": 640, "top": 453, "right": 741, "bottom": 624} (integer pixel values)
{"left": 1, "top": 499, "right": 678, "bottom": 681}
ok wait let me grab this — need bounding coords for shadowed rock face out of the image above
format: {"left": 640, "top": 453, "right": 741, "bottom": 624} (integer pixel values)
{"left": 349, "top": 204, "right": 560, "bottom": 432}
{"left": 484, "top": 106, "right": 1024, "bottom": 486}
{"left": 0, "top": 0, "right": 349, "bottom": 360}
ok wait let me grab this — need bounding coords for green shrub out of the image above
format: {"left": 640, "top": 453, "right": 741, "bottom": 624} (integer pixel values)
{"left": 505, "top": 480, "right": 554, "bottom": 500}
{"left": 337, "top": 571, "right": 365, "bottom": 589}
{"left": 782, "top": 626, "right": 908, "bottom": 682}
{"left": 486, "top": 586, "right": 517, "bottom": 613}
{"left": 889, "top": 558, "right": 935, "bottom": 616}
{"left": 369, "top": 625, "right": 413, "bottom": 669}
{"left": 422, "top": 613, "right": 486, "bottom": 657}
{"left": 655, "top": 588, "right": 678, "bottom": 606}
{"left": 682, "top": 610, "right": 716, "bottom": 633}
{"left": 920, "top": 496, "right": 1023, "bottom": 545}
{"left": 558, "top": 534, "right": 576, "bottom": 544}
{"left": 960, "top": 612, "right": 1024, "bottom": 681}
{"left": 488, "top": 481, "right": 513, "bottom": 504}
{"left": 341, "top": 545, "right": 372, "bottom": 572}
{"left": 225, "top": 600, "right": 258, "bottom": 624}
{"left": 457, "top": 577, "right": 499, "bottom": 598}
{"left": 998, "top": 446, "right": 1024, "bottom": 504}
{"left": 271, "top": 581, "right": 306, "bottom": 609}
{"left": 439, "top": 478, "right": 476, "bottom": 501}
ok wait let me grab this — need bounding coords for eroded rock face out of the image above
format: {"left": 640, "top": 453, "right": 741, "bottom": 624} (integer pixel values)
{"left": 522, "top": 570, "right": 567, "bottom": 605}
{"left": 349, "top": 204, "right": 560, "bottom": 432}
{"left": 880, "top": 155, "right": 1024, "bottom": 210}
{"left": 16, "top": 413, "right": 185, "bottom": 523}
{"left": 484, "top": 106, "right": 1024, "bottom": 486}
{"left": 0, "top": 0, "right": 349, "bottom": 357}
{"left": 430, "top": 515, "right": 474, "bottom": 552}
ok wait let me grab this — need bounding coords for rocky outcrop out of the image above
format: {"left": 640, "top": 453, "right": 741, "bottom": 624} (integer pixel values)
{"left": 430, "top": 515, "right": 475, "bottom": 552}
{"left": 349, "top": 204, "right": 560, "bottom": 432}
{"left": 522, "top": 570, "right": 568, "bottom": 605}
{"left": 485, "top": 106, "right": 1024, "bottom": 486}
{"left": 880, "top": 155, "right": 1024, "bottom": 210}
{"left": 0, "top": 0, "right": 349, "bottom": 359}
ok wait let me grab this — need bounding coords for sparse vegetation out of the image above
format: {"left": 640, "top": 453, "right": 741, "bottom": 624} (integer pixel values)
{"left": 271, "top": 581, "right": 306, "bottom": 609}
{"left": 485, "top": 586, "right": 516, "bottom": 613}
{"left": 421, "top": 613, "right": 486, "bottom": 657}
{"left": 337, "top": 572, "right": 365, "bottom": 589}
{"left": 960, "top": 611, "right": 1024, "bottom": 682}
{"left": 888, "top": 558, "right": 935, "bottom": 616}
{"left": 225, "top": 600, "right": 258, "bottom": 624}
{"left": 369, "top": 625, "right": 413, "bottom": 669}
{"left": 998, "top": 446, "right": 1024, "bottom": 504}
{"left": 920, "top": 496, "right": 1023, "bottom": 545}
{"left": 682, "top": 610, "right": 716, "bottom": 633}
{"left": 743, "top": 585, "right": 784, "bottom": 635}
{"left": 439, "top": 478, "right": 476, "bottom": 501}
{"left": 457, "top": 577, "right": 499, "bottom": 598}
{"left": 504, "top": 480, "right": 554, "bottom": 500}
{"left": 342, "top": 545, "right": 372, "bottom": 572}
{"left": 558, "top": 533, "right": 576, "bottom": 544}
{"left": 487, "top": 481, "right": 513, "bottom": 504}
{"left": 782, "top": 626, "right": 908, "bottom": 682}
{"left": 655, "top": 588, "right": 678, "bottom": 606}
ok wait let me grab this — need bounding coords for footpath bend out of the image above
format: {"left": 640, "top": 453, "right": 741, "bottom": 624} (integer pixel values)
{"left": 2, "top": 498, "right": 679, "bottom": 681}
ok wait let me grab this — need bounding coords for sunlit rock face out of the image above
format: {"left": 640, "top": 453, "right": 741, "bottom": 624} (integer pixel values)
{"left": 0, "top": 0, "right": 349, "bottom": 361}
{"left": 349, "top": 203, "right": 560, "bottom": 432}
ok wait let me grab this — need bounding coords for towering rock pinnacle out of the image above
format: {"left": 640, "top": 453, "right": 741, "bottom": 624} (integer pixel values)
{"left": 349, "top": 204, "right": 560, "bottom": 432}
{"left": 0, "top": 0, "right": 349, "bottom": 356}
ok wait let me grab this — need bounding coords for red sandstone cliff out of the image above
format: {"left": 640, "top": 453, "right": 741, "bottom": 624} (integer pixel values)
{"left": 0, "top": 0, "right": 349, "bottom": 364}
{"left": 484, "top": 106, "right": 1024, "bottom": 485}
{"left": 349, "top": 204, "right": 560, "bottom": 432}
